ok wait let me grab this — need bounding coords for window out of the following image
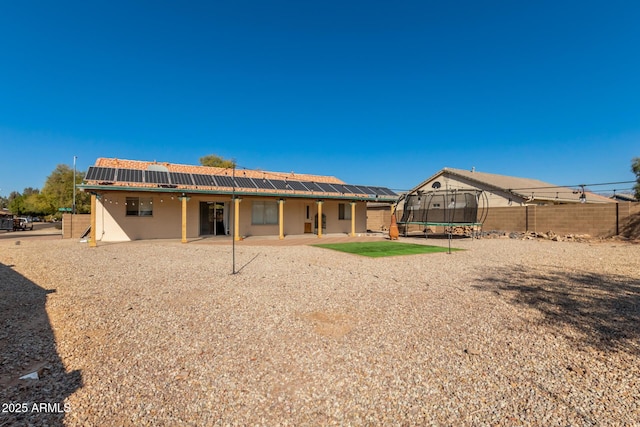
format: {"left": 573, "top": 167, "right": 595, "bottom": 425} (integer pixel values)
{"left": 126, "top": 197, "right": 153, "bottom": 216}
{"left": 252, "top": 200, "right": 278, "bottom": 225}
{"left": 338, "top": 203, "right": 352, "bottom": 220}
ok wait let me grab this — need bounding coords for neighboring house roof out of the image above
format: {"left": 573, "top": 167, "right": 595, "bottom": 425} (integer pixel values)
{"left": 411, "top": 167, "right": 614, "bottom": 204}
{"left": 611, "top": 193, "right": 638, "bottom": 202}
{"left": 81, "top": 158, "right": 398, "bottom": 202}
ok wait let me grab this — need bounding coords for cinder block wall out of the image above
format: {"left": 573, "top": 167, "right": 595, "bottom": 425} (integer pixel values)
{"left": 62, "top": 214, "right": 92, "bottom": 239}
{"left": 367, "top": 205, "right": 392, "bottom": 231}
{"left": 481, "top": 202, "right": 639, "bottom": 237}
{"left": 481, "top": 206, "right": 527, "bottom": 232}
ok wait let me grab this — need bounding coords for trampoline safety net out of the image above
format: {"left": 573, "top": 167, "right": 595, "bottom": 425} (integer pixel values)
{"left": 396, "top": 189, "right": 486, "bottom": 237}
{"left": 399, "top": 191, "right": 479, "bottom": 224}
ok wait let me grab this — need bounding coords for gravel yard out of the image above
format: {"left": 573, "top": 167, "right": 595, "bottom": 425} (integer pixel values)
{"left": 1, "top": 236, "right": 639, "bottom": 426}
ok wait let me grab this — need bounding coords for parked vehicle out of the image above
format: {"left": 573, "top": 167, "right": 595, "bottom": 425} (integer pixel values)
{"left": 0, "top": 217, "right": 13, "bottom": 231}
{"left": 14, "top": 217, "right": 34, "bottom": 231}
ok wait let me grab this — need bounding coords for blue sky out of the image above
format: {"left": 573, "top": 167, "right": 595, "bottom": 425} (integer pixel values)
{"left": 1, "top": 0, "right": 638, "bottom": 197}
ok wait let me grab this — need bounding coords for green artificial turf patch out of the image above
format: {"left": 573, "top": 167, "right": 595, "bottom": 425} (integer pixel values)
{"left": 312, "top": 241, "right": 460, "bottom": 257}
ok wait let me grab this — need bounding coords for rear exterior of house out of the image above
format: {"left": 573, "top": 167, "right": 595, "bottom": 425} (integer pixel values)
{"left": 80, "top": 158, "right": 397, "bottom": 243}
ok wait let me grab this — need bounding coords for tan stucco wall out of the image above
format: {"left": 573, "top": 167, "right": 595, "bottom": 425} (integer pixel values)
{"left": 94, "top": 191, "right": 368, "bottom": 241}
{"left": 415, "top": 176, "right": 516, "bottom": 207}
{"left": 96, "top": 192, "right": 187, "bottom": 241}
{"left": 238, "top": 197, "right": 366, "bottom": 237}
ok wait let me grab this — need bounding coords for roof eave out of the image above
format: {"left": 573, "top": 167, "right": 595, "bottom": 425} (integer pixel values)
{"left": 77, "top": 184, "right": 397, "bottom": 203}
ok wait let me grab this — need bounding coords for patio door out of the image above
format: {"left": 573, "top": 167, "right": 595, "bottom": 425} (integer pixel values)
{"left": 200, "top": 202, "right": 226, "bottom": 236}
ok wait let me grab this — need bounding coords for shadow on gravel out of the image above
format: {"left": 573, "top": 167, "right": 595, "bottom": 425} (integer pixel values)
{"left": 0, "top": 262, "right": 82, "bottom": 426}
{"left": 474, "top": 265, "right": 640, "bottom": 355}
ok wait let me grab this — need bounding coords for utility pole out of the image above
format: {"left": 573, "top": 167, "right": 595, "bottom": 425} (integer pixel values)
{"left": 72, "top": 156, "right": 77, "bottom": 239}
{"left": 73, "top": 156, "right": 77, "bottom": 214}
{"left": 232, "top": 165, "right": 237, "bottom": 274}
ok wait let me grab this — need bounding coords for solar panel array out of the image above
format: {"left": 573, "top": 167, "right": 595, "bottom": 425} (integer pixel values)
{"left": 85, "top": 166, "right": 397, "bottom": 197}
{"left": 85, "top": 166, "right": 116, "bottom": 182}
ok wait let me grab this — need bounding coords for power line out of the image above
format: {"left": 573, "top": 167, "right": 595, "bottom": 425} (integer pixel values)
{"left": 506, "top": 180, "right": 636, "bottom": 191}
{"left": 228, "top": 164, "right": 636, "bottom": 196}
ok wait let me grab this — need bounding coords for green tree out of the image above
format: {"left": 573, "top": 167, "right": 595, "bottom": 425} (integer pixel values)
{"left": 199, "top": 154, "right": 236, "bottom": 168}
{"left": 0, "top": 195, "right": 8, "bottom": 210}
{"left": 8, "top": 191, "right": 25, "bottom": 215}
{"left": 41, "top": 164, "right": 90, "bottom": 215}
{"left": 24, "top": 192, "right": 50, "bottom": 216}
{"left": 633, "top": 157, "right": 640, "bottom": 200}
{"left": 12, "top": 188, "right": 49, "bottom": 217}
{"left": 22, "top": 187, "right": 39, "bottom": 196}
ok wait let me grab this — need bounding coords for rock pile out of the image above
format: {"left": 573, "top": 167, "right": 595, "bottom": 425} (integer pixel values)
{"left": 480, "top": 230, "right": 593, "bottom": 242}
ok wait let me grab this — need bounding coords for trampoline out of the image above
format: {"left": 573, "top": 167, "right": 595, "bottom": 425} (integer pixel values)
{"left": 396, "top": 189, "right": 488, "bottom": 238}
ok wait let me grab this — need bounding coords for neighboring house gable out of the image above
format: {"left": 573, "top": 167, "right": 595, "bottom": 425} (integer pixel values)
{"left": 409, "top": 167, "right": 615, "bottom": 207}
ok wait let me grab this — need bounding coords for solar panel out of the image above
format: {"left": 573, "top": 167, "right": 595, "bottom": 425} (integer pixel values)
{"left": 86, "top": 167, "right": 116, "bottom": 181}
{"left": 269, "top": 179, "right": 288, "bottom": 190}
{"left": 377, "top": 187, "right": 398, "bottom": 196}
{"left": 117, "top": 168, "right": 143, "bottom": 183}
{"left": 285, "top": 181, "right": 308, "bottom": 191}
{"left": 145, "top": 170, "right": 169, "bottom": 184}
{"left": 316, "top": 183, "right": 340, "bottom": 193}
{"left": 342, "top": 184, "right": 365, "bottom": 194}
{"left": 214, "top": 175, "right": 234, "bottom": 188}
{"left": 192, "top": 174, "right": 216, "bottom": 187}
{"left": 254, "top": 178, "right": 276, "bottom": 190}
{"left": 169, "top": 172, "right": 194, "bottom": 186}
{"left": 370, "top": 187, "right": 391, "bottom": 196}
{"left": 330, "top": 183, "right": 348, "bottom": 194}
{"left": 302, "top": 181, "right": 323, "bottom": 192}
{"left": 354, "top": 185, "right": 377, "bottom": 195}
{"left": 234, "top": 177, "right": 257, "bottom": 189}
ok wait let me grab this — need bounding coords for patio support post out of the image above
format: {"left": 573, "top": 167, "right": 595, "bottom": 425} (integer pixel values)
{"left": 180, "top": 195, "right": 189, "bottom": 243}
{"left": 234, "top": 197, "right": 242, "bottom": 241}
{"left": 350, "top": 201, "right": 356, "bottom": 237}
{"left": 317, "top": 200, "right": 323, "bottom": 238}
{"left": 89, "top": 193, "right": 97, "bottom": 247}
{"left": 278, "top": 199, "right": 285, "bottom": 240}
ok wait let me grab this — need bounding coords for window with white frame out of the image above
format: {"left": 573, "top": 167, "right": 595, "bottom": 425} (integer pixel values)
{"left": 338, "top": 203, "right": 352, "bottom": 220}
{"left": 252, "top": 200, "right": 278, "bottom": 225}
{"left": 126, "top": 197, "right": 153, "bottom": 216}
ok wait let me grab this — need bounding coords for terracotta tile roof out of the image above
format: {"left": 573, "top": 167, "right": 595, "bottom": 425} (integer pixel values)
{"left": 84, "top": 158, "right": 398, "bottom": 201}
{"left": 95, "top": 158, "right": 344, "bottom": 184}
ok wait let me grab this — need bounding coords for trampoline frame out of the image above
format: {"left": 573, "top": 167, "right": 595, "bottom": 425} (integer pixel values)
{"left": 395, "top": 189, "right": 488, "bottom": 239}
